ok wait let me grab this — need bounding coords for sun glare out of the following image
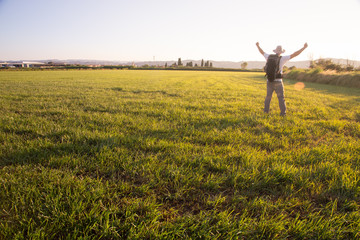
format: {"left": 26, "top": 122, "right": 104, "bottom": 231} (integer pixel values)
{"left": 294, "top": 82, "right": 305, "bottom": 91}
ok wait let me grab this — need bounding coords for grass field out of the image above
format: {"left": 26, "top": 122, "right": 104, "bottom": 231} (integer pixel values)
{"left": 1, "top": 70, "right": 360, "bottom": 239}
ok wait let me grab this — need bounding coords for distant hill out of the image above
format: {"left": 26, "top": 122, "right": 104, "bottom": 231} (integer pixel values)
{"left": 2, "top": 58, "right": 359, "bottom": 69}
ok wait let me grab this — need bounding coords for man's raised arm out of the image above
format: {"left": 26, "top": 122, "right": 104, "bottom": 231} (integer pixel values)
{"left": 290, "top": 43, "right": 308, "bottom": 59}
{"left": 256, "top": 42, "right": 265, "bottom": 56}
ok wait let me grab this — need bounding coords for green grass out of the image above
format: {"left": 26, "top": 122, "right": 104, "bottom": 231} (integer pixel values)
{"left": 1, "top": 70, "right": 360, "bottom": 239}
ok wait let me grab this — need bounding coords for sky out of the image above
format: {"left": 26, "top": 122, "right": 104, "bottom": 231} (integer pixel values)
{"left": 0, "top": 0, "right": 359, "bottom": 62}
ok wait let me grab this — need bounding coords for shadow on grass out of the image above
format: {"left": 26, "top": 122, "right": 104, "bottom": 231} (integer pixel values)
{"left": 0, "top": 113, "right": 270, "bottom": 170}
{"left": 2, "top": 126, "right": 359, "bottom": 219}
{"left": 110, "top": 87, "right": 181, "bottom": 97}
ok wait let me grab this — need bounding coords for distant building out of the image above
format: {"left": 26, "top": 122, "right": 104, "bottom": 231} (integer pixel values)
{"left": 0, "top": 61, "right": 45, "bottom": 68}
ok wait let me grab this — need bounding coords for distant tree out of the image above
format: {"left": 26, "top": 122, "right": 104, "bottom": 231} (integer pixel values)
{"left": 178, "top": 58, "right": 183, "bottom": 66}
{"left": 210, "top": 62, "right": 213, "bottom": 67}
{"left": 311, "top": 59, "right": 343, "bottom": 72}
{"left": 345, "top": 59, "right": 354, "bottom": 71}
{"left": 308, "top": 53, "right": 315, "bottom": 68}
{"left": 195, "top": 63, "right": 198, "bottom": 67}
{"left": 201, "top": 59, "right": 204, "bottom": 67}
{"left": 309, "top": 60, "right": 316, "bottom": 69}
{"left": 205, "top": 61, "right": 210, "bottom": 67}
{"left": 165, "top": 62, "right": 168, "bottom": 68}
{"left": 345, "top": 65, "right": 354, "bottom": 71}
{"left": 241, "top": 62, "right": 248, "bottom": 69}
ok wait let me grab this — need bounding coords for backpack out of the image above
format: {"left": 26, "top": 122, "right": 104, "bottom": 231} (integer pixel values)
{"left": 264, "top": 54, "right": 282, "bottom": 82}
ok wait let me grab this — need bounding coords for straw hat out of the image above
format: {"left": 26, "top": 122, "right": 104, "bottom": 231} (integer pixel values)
{"left": 273, "top": 45, "right": 285, "bottom": 54}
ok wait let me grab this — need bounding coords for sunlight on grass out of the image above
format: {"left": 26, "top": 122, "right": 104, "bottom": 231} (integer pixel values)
{"left": 1, "top": 70, "right": 360, "bottom": 239}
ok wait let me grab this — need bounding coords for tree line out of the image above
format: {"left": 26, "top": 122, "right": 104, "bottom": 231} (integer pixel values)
{"left": 164, "top": 58, "right": 213, "bottom": 68}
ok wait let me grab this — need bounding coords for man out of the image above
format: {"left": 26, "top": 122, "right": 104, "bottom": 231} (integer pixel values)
{"left": 256, "top": 42, "right": 308, "bottom": 116}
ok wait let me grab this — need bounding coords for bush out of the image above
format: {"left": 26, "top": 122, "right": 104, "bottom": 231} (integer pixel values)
{"left": 285, "top": 69, "right": 360, "bottom": 88}
{"left": 285, "top": 69, "right": 304, "bottom": 79}
{"left": 310, "top": 59, "right": 355, "bottom": 73}
{"left": 308, "top": 67, "right": 323, "bottom": 75}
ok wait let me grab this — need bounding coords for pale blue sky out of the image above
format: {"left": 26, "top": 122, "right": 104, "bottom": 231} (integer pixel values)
{"left": 0, "top": 0, "right": 359, "bottom": 62}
